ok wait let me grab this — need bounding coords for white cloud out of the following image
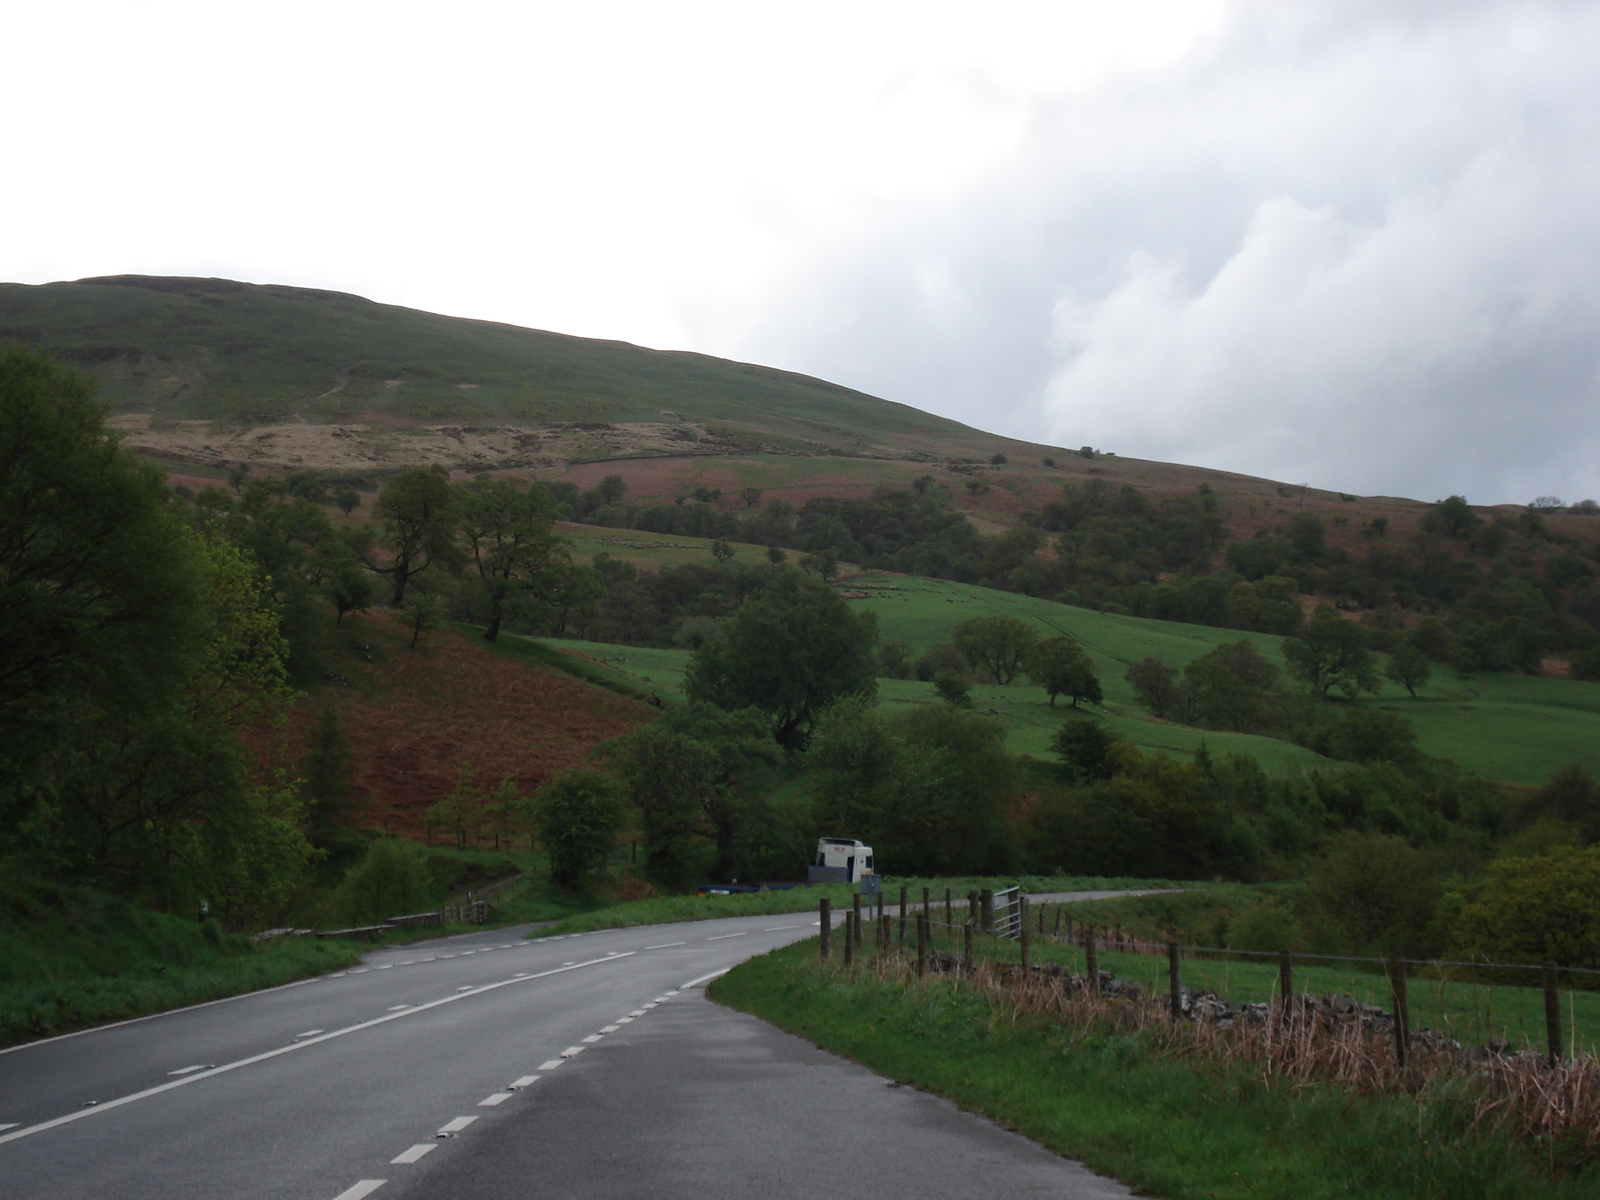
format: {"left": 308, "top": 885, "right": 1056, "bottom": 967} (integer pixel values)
{"left": 713, "top": 1, "right": 1600, "bottom": 503}
{"left": 4, "top": 0, "right": 1599, "bottom": 503}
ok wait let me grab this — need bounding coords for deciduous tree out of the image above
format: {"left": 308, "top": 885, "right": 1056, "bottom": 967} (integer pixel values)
{"left": 686, "top": 572, "right": 876, "bottom": 748}
{"left": 1284, "top": 606, "right": 1379, "bottom": 699}
{"left": 953, "top": 615, "right": 1038, "bottom": 684}
{"left": 1024, "top": 636, "right": 1101, "bottom": 707}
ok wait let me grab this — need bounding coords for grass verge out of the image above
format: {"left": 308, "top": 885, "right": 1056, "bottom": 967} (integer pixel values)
{"left": 711, "top": 940, "right": 1600, "bottom": 1200}
{"left": 0, "top": 876, "right": 366, "bottom": 1049}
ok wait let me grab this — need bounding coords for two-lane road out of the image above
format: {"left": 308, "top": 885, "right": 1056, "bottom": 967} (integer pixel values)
{"left": 0, "top": 913, "right": 1130, "bottom": 1200}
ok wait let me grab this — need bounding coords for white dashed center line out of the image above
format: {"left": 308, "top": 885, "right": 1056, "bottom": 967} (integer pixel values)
{"left": 509, "top": 1075, "right": 540, "bottom": 1088}
{"left": 165, "top": 1065, "right": 209, "bottom": 1076}
{"left": 581, "top": 1034, "right": 602, "bottom": 1044}
{"left": 478, "top": 1092, "right": 513, "bottom": 1107}
{"left": 537, "top": 1060, "right": 564, "bottom": 1071}
{"left": 764, "top": 924, "right": 803, "bottom": 931}
{"left": 615, "top": 1016, "right": 634, "bottom": 1024}
{"left": 332, "top": 1180, "right": 386, "bottom": 1200}
{"left": 645, "top": 942, "right": 686, "bottom": 949}
{"left": 559, "top": 1046, "right": 585, "bottom": 1058}
{"left": 438, "top": 1116, "right": 478, "bottom": 1134}
{"left": 390, "top": 1144, "right": 436, "bottom": 1164}
{"left": 600, "top": 1025, "right": 620, "bottom": 1033}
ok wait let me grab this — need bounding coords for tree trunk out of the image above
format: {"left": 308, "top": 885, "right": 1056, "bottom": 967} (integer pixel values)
{"left": 484, "top": 613, "right": 503, "bottom": 642}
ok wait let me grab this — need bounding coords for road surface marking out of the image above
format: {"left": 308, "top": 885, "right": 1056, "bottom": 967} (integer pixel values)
{"left": 641, "top": 1003, "right": 657, "bottom": 1010}
{"left": 563, "top": 961, "right": 576, "bottom": 966}
{"left": 332, "top": 1181, "right": 386, "bottom": 1200}
{"left": 581, "top": 1034, "right": 602, "bottom": 1043}
{"left": 387, "top": 1005, "right": 410, "bottom": 1011}
{"left": 349, "top": 969, "right": 368, "bottom": 974}
{"left": 706, "top": 933, "right": 746, "bottom": 940}
{"left": 376, "top": 965, "right": 393, "bottom": 970}
{"left": 537, "top": 1060, "right": 564, "bottom": 1071}
{"left": 438, "top": 1116, "right": 478, "bottom": 1133}
{"left": 294, "top": 1030, "right": 325, "bottom": 1038}
{"left": 630, "top": 1009, "right": 647, "bottom": 1016}
{"left": 399, "top": 961, "right": 416, "bottom": 966}
{"left": 764, "top": 924, "right": 804, "bottom": 931}
{"left": 666, "top": 990, "right": 680, "bottom": 995}
{"left": 600, "top": 1025, "right": 620, "bottom": 1033}
{"left": 560, "top": 1046, "right": 585, "bottom": 1057}
{"left": 615, "top": 1016, "right": 634, "bottom": 1024}
{"left": 645, "top": 942, "right": 686, "bottom": 949}
{"left": 455, "top": 986, "right": 474, "bottom": 992}
{"left": 0, "top": 953, "right": 638, "bottom": 1147}
{"left": 166, "top": 1065, "right": 208, "bottom": 1076}
{"left": 390, "top": 1144, "right": 436, "bottom": 1164}
{"left": 513, "top": 972, "right": 529, "bottom": 977}
{"left": 0, "top": 1124, "right": 18, "bottom": 1131}
{"left": 509, "top": 1075, "right": 539, "bottom": 1088}
{"left": 682, "top": 968, "right": 731, "bottom": 989}
{"left": 478, "top": 1092, "right": 513, "bottom": 1107}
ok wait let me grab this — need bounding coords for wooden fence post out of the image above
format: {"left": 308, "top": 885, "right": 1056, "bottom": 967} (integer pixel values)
{"left": 1054, "top": 908, "right": 1062, "bottom": 935}
{"left": 1278, "top": 949, "right": 1293, "bottom": 1014}
{"left": 945, "top": 888, "right": 952, "bottom": 925}
{"left": 1387, "top": 956, "right": 1410, "bottom": 1066}
{"left": 1085, "top": 926, "right": 1100, "bottom": 996}
{"left": 916, "top": 913, "right": 928, "bottom": 977}
{"left": 980, "top": 888, "right": 994, "bottom": 933}
{"left": 964, "top": 919, "right": 974, "bottom": 970}
{"left": 853, "top": 892, "right": 862, "bottom": 949}
{"left": 1167, "top": 942, "right": 1182, "bottom": 1019}
{"left": 1545, "top": 962, "right": 1563, "bottom": 1068}
{"left": 898, "top": 886, "right": 908, "bottom": 949}
{"left": 923, "top": 886, "right": 930, "bottom": 916}
{"left": 1020, "top": 922, "right": 1031, "bottom": 973}
{"left": 819, "top": 898, "right": 831, "bottom": 959}
{"left": 843, "top": 911, "right": 855, "bottom": 966}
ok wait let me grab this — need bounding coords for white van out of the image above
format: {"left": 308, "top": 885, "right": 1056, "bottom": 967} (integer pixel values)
{"left": 811, "top": 837, "right": 874, "bottom": 883}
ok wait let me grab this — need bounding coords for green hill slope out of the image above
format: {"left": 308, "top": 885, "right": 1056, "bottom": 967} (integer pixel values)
{"left": 529, "top": 571, "right": 1600, "bottom": 785}
{"left": 0, "top": 275, "right": 973, "bottom": 451}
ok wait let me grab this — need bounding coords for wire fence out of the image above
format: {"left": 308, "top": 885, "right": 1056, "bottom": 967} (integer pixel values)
{"left": 819, "top": 886, "right": 1600, "bottom": 1064}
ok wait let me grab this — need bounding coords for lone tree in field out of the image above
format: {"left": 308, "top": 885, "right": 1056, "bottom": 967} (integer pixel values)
{"left": 1384, "top": 639, "right": 1432, "bottom": 698}
{"left": 460, "top": 477, "right": 567, "bottom": 642}
{"left": 1284, "top": 606, "right": 1379, "bottom": 699}
{"left": 686, "top": 571, "right": 877, "bottom": 748}
{"left": 373, "top": 465, "right": 462, "bottom": 606}
{"left": 1025, "top": 637, "right": 1101, "bottom": 707}
{"left": 533, "top": 769, "right": 625, "bottom": 889}
{"left": 953, "top": 615, "right": 1037, "bottom": 685}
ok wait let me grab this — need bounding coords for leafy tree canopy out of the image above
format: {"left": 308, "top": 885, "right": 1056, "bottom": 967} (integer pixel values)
{"left": 685, "top": 571, "right": 877, "bottom": 748}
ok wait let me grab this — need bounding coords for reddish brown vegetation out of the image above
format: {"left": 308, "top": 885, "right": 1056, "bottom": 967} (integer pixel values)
{"left": 253, "top": 612, "right": 651, "bottom": 841}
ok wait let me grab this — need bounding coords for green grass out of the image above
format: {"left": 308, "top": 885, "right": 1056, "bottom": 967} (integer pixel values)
{"left": 0, "top": 875, "right": 363, "bottom": 1048}
{"left": 712, "top": 939, "right": 1600, "bottom": 1199}
{"left": 0, "top": 277, "right": 973, "bottom": 453}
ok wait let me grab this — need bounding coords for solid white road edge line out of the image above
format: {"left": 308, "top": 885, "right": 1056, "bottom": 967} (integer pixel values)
{"left": 0, "top": 972, "right": 328, "bottom": 1058}
{"left": 0, "top": 952, "right": 637, "bottom": 1147}
{"left": 681, "top": 968, "right": 731, "bottom": 989}
{"left": 331, "top": 1180, "right": 386, "bottom": 1200}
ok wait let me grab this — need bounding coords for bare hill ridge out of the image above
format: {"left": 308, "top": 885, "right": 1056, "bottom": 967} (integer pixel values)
{"left": 1, "top": 274, "right": 1380, "bottom": 516}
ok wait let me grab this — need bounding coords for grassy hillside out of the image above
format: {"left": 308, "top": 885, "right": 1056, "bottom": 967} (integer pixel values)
{"left": 0, "top": 275, "right": 984, "bottom": 449}
{"left": 527, "top": 570, "right": 1600, "bottom": 784}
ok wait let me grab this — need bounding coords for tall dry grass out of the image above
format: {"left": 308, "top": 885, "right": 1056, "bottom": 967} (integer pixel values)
{"left": 842, "top": 952, "right": 1600, "bottom": 1160}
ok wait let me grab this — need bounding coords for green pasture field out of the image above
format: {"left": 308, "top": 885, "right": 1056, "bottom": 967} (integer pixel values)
{"left": 844, "top": 572, "right": 1600, "bottom": 785}
{"left": 521, "top": 568, "right": 1600, "bottom": 783}
{"left": 556, "top": 523, "right": 857, "bottom": 574}
{"left": 937, "top": 919, "right": 1600, "bottom": 1054}
{"left": 532, "top": 633, "right": 1334, "bottom": 771}
{"left": 714, "top": 940, "right": 1597, "bottom": 1200}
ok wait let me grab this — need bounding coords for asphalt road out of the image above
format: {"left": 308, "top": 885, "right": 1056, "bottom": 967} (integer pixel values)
{"left": 0, "top": 912, "right": 1130, "bottom": 1200}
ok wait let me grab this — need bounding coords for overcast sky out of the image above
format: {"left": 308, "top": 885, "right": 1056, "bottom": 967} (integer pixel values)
{"left": 6, "top": 0, "right": 1598, "bottom": 504}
